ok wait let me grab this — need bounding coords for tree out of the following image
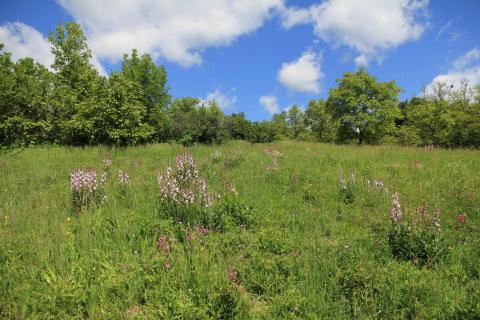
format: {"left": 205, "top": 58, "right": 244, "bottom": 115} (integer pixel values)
{"left": 48, "top": 22, "right": 103, "bottom": 145}
{"left": 248, "top": 121, "right": 277, "bottom": 143}
{"left": 270, "top": 112, "right": 291, "bottom": 139}
{"left": 305, "top": 99, "right": 336, "bottom": 142}
{"left": 225, "top": 112, "right": 252, "bottom": 140}
{"left": 286, "top": 105, "right": 305, "bottom": 138}
{"left": 327, "top": 69, "right": 401, "bottom": 144}
{"left": 121, "top": 49, "right": 171, "bottom": 141}
{"left": 168, "top": 97, "right": 201, "bottom": 145}
{"left": 93, "top": 73, "right": 153, "bottom": 145}
{"left": 196, "top": 101, "right": 227, "bottom": 144}
{"left": 0, "top": 45, "right": 53, "bottom": 147}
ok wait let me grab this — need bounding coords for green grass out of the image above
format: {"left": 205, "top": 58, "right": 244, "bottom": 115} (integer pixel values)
{"left": 1, "top": 141, "right": 479, "bottom": 319}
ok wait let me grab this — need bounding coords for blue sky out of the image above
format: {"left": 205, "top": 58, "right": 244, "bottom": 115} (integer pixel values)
{"left": 1, "top": 0, "right": 479, "bottom": 121}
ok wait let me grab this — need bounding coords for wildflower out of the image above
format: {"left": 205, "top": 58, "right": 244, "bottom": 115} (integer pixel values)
{"left": 228, "top": 182, "right": 238, "bottom": 196}
{"left": 457, "top": 214, "right": 466, "bottom": 224}
{"left": 157, "top": 235, "right": 171, "bottom": 254}
{"left": 415, "top": 159, "right": 422, "bottom": 170}
{"left": 349, "top": 168, "right": 356, "bottom": 183}
{"left": 157, "top": 154, "right": 214, "bottom": 208}
{"left": 70, "top": 169, "right": 98, "bottom": 193}
{"left": 338, "top": 170, "right": 347, "bottom": 190}
{"left": 186, "top": 229, "right": 194, "bottom": 241}
{"left": 374, "top": 179, "right": 385, "bottom": 191}
{"left": 265, "top": 148, "right": 282, "bottom": 171}
{"left": 196, "top": 225, "right": 209, "bottom": 236}
{"left": 118, "top": 170, "right": 129, "bottom": 184}
{"left": 228, "top": 265, "right": 238, "bottom": 284}
{"left": 70, "top": 168, "right": 105, "bottom": 213}
{"left": 2, "top": 215, "right": 10, "bottom": 227}
{"left": 433, "top": 208, "right": 441, "bottom": 230}
{"left": 100, "top": 171, "right": 107, "bottom": 188}
{"left": 390, "top": 192, "right": 403, "bottom": 225}
{"left": 103, "top": 159, "right": 112, "bottom": 168}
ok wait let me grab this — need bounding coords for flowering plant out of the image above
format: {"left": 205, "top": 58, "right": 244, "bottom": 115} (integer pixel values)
{"left": 70, "top": 168, "right": 106, "bottom": 213}
{"left": 157, "top": 154, "right": 217, "bottom": 226}
{"left": 387, "top": 192, "right": 445, "bottom": 268}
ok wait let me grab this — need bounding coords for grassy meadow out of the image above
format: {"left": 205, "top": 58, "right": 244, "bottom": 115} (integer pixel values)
{"left": 1, "top": 141, "right": 479, "bottom": 319}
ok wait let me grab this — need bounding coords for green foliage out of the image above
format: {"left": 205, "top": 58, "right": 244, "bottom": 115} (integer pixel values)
{"left": 248, "top": 121, "right": 277, "bottom": 143}
{"left": 48, "top": 22, "right": 104, "bottom": 145}
{"left": 399, "top": 94, "right": 480, "bottom": 147}
{"left": 121, "top": 49, "right": 171, "bottom": 142}
{"left": 96, "top": 73, "right": 154, "bottom": 145}
{"left": 388, "top": 223, "right": 445, "bottom": 268}
{"left": 0, "top": 47, "right": 53, "bottom": 147}
{"left": 286, "top": 105, "right": 305, "bottom": 139}
{"left": 305, "top": 99, "right": 336, "bottom": 142}
{"left": 327, "top": 69, "right": 402, "bottom": 144}
{"left": 270, "top": 112, "right": 291, "bottom": 140}
{"left": 225, "top": 112, "right": 252, "bottom": 140}
{"left": 3, "top": 23, "right": 480, "bottom": 148}
{"left": 168, "top": 98, "right": 227, "bottom": 145}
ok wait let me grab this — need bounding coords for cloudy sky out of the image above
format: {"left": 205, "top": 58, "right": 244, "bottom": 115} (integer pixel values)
{"left": 1, "top": 0, "right": 479, "bottom": 120}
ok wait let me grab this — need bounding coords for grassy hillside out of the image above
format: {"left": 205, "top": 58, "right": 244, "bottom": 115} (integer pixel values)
{"left": 1, "top": 141, "right": 479, "bottom": 319}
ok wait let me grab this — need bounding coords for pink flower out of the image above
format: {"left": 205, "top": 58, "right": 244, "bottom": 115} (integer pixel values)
{"left": 228, "top": 266, "right": 238, "bottom": 284}
{"left": 118, "top": 170, "right": 129, "bottom": 184}
{"left": 157, "top": 154, "right": 214, "bottom": 208}
{"left": 70, "top": 169, "right": 98, "bottom": 192}
{"left": 103, "top": 159, "right": 112, "bottom": 168}
{"left": 390, "top": 192, "right": 403, "bottom": 225}
{"left": 196, "top": 226, "right": 209, "bottom": 236}
{"left": 157, "top": 235, "right": 171, "bottom": 254}
{"left": 457, "top": 214, "right": 466, "bottom": 224}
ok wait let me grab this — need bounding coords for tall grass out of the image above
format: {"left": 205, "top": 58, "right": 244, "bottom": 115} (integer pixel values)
{"left": 0, "top": 141, "right": 479, "bottom": 319}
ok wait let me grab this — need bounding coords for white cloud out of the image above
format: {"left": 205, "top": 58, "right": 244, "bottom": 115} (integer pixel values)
{"left": 0, "top": 21, "right": 107, "bottom": 75}
{"left": 259, "top": 95, "right": 280, "bottom": 114}
{"left": 277, "top": 50, "right": 323, "bottom": 94}
{"left": 435, "top": 20, "right": 452, "bottom": 40}
{"left": 282, "top": 0, "right": 429, "bottom": 65}
{"left": 202, "top": 88, "right": 237, "bottom": 110}
{"left": 0, "top": 22, "right": 53, "bottom": 67}
{"left": 354, "top": 54, "right": 368, "bottom": 68}
{"left": 425, "top": 48, "right": 480, "bottom": 99}
{"left": 58, "top": 0, "right": 283, "bottom": 67}
{"left": 452, "top": 48, "right": 480, "bottom": 70}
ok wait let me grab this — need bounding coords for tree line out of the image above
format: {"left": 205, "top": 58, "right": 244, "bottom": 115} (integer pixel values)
{"left": 1, "top": 22, "right": 479, "bottom": 148}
